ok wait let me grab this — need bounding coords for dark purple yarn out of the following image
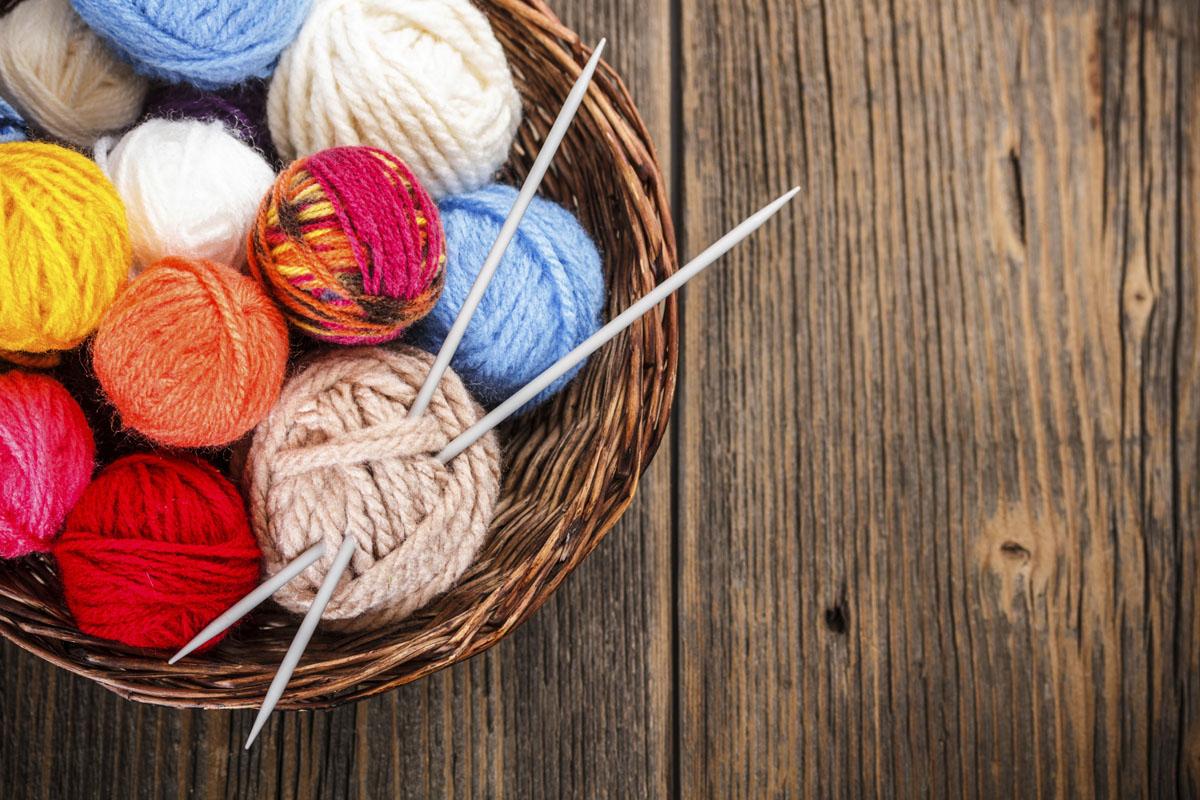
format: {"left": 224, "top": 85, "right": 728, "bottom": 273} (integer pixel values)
{"left": 143, "top": 80, "right": 278, "bottom": 164}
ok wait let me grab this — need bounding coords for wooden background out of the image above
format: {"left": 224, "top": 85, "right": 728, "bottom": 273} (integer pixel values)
{"left": 3, "top": 0, "right": 1199, "bottom": 796}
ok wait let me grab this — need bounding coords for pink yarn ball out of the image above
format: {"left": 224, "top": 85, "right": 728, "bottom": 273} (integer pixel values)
{"left": 0, "top": 370, "right": 95, "bottom": 558}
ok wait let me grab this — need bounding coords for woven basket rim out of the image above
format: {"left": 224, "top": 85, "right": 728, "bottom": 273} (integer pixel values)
{"left": 0, "top": 0, "right": 678, "bottom": 709}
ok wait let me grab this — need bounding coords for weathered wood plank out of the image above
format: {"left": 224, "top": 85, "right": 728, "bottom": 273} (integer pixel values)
{"left": 0, "top": 1, "right": 673, "bottom": 797}
{"left": 676, "top": 0, "right": 1198, "bottom": 796}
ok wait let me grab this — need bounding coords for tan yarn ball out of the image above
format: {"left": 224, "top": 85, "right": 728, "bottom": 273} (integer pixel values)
{"left": 0, "top": 0, "right": 148, "bottom": 147}
{"left": 244, "top": 346, "right": 502, "bottom": 629}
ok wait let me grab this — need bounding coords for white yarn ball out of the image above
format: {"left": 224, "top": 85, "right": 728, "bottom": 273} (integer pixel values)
{"left": 95, "top": 119, "right": 277, "bottom": 274}
{"left": 0, "top": 0, "right": 148, "bottom": 147}
{"left": 268, "top": 0, "right": 523, "bottom": 198}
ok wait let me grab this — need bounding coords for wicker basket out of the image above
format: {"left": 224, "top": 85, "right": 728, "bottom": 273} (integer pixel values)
{"left": 0, "top": 0, "right": 677, "bottom": 708}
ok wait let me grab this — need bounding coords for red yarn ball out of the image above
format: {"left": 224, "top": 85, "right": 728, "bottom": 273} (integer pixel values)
{"left": 54, "top": 453, "right": 261, "bottom": 651}
{"left": 0, "top": 370, "right": 95, "bottom": 558}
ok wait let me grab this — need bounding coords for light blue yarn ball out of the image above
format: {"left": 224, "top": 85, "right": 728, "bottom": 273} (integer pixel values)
{"left": 70, "top": 0, "right": 311, "bottom": 90}
{"left": 411, "top": 184, "right": 606, "bottom": 412}
{"left": 0, "top": 97, "right": 26, "bottom": 143}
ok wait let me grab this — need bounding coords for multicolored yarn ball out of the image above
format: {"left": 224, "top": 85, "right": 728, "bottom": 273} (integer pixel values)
{"left": 143, "top": 80, "right": 275, "bottom": 160}
{"left": 0, "top": 142, "right": 131, "bottom": 360}
{"left": 95, "top": 119, "right": 276, "bottom": 274}
{"left": 0, "top": 371, "right": 94, "bottom": 559}
{"left": 69, "top": 0, "right": 311, "bottom": 90}
{"left": 249, "top": 146, "right": 446, "bottom": 345}
{"left": 0, "top": 96, "right": 26, "bottom": 142}
{"left": 93, "top": 257, "right": 289, "bottom": 448}
{"left": 269, "top": 0, "right": 522, "bottom": 197}
{"left": 54, "top": 453, "right": 262, "bottom": 651}
{"left": 244, "top": 346, "right": 501, "bottom": 629}
{"left": 412, "top": 184, "right": 606, "bottom": 410}
{"left": 0, "top": 0, "right": 148, "bottom": 147}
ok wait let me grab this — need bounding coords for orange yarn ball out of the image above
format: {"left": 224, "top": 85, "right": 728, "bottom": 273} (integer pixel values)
{"left": 93, "top": 257, "right": 289, "bottom": 448}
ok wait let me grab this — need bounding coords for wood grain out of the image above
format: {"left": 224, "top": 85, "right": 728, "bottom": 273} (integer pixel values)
{"left": 3, "top": 0, "right": 1199, "bottom": 797}
{"left": 676, "top": 0, "right": 1199, "bottom": 796}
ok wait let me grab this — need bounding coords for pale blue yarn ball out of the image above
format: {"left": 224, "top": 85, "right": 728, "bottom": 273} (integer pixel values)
{"left": 0, "top": 97, "right": 26, "bottom": 142}
{"left": 70, "top": 0, "right": 311, "bottom": 90}
{"left": 410, "top": 184, "right": 606, "bottom": 412}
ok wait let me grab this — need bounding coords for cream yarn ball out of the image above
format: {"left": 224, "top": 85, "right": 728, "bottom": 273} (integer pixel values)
{"left": 268, "top": 0, "right": 522, "bottom": 198}
{"left": 0, "top": 0, "right": 148, "bottom": 147}
{"left": 95, "top": 119, "right": 276, "bottom": 274}
{"left": 245, "top": 346, "right": 502, "bottom": 629}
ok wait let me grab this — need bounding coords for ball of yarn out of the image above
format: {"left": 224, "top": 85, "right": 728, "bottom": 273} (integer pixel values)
{"left": 412, "top": 184, "right": 606, "bottom": 409}
{"left": 0, "top": 0, "right": 148, "bottom": 147}
{"left": 69, "top": 0, "right": 311, "bottom": 90}
{"left": 95, "top": 119, "right": 276, "bottom": 274}
{"left": 0, "top": 142, "right": 131, "bottom": 358}
{"left": 93, "top": 257, "right": 289, "bottom": 448}
{"left": 269, "top": 0, "right": 522, "bottom": 198}
{"left": 245, "top": 346, "right": 501, "bottom": 629}
{"left": 54, "top": 453, "right": 262, "bottom": 650}
{"left": 0, "top": 371, "right": 94, "bottom": 558}
{"left": 249, "top": 146, "right": 446, "bottom": 345}
{"left": 144, "top": 80, "right": 275, "bottom": 159}
{"left": 0, "top": 96, "right": 26, "bottom": 142}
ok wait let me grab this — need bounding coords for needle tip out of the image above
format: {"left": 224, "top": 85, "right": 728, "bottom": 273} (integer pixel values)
{"left": 596, "top": 37, "right": 607, "bottom": 51}
{"left": 167, "top": 652, "right": 183, "bottom": 665}
{"left": 245, "top": 714, "right": 268, "bottom": 749}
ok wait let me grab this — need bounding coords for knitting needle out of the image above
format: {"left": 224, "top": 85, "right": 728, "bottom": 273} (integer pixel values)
{"left": 408, "top": 38, "right": 608, "bottom": 419}
{"left": 244, "top": 185, "right": 800, "bottom": 747}
{"left": 243, "top": 531, "right": 356, "bottom": 748}
{"left": 437, "top": 186, "right": 801, "bottom": 462}
{"left": 167, "top": 541, "right": 327, "bottom": 665}
{"left": 171, "top": 42, "right": 609, "bottom": 671}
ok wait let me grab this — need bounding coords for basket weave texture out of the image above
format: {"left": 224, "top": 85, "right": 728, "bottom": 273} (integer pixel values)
{"left": 0, "top": 0, "right": 677, "bottom": 708}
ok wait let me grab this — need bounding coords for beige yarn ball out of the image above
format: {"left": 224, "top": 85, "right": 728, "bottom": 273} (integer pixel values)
{"left": 268, "top": 0, "right": 522, "bottom": 198}
{"left": 244, "top": 346, "right": 502, "bottom": 629}
{"left": 0, "top": 0, "right": 148, "bottom": 147}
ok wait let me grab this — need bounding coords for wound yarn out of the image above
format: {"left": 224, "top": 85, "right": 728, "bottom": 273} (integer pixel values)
{"left": 143, "top": 80, "right": 275, "bottom": 160}
{"left": 269, "top": 0, "right": 522, "bottom": 197}
{"left": 244, "top": 346, "right": 501, "bottom": 629}
{"left": 0, "top": 371, "right": 94, "bottom": 559}
{"left": 54, "top": 453, "right": 262, "bottom": 651}
{"left": 0, "top": 142, "right": 131, "bottom": 360}
{"left": 249, "top": 146, "right": 445, "bottom": 345}
{"left": 93, "top": 257, "right": 289, "bottom": 448}
{"left": 69, "top": 0, "right": 312, "bottom": 90}
{"left": 95, "top": 119, "right": 276, "bottom": 274}
{"left": 0, "top": 0, "right": 148, "bottom": 147}
{"left": 0, "top": 96, "right": 26, "bottom": 142}
{"left": 412, "top": 184, "right": 606, "bottom": 410}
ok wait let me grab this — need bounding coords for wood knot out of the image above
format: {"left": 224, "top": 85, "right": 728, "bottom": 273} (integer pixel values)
{"left": 977, "top": 505, "right": 1061, "bottom": 615}
{"left": 823, "top": 604, "right": 848, "bottom": 634}
{"left": 999, "top": 540, "right": 1031, "bottom": 562}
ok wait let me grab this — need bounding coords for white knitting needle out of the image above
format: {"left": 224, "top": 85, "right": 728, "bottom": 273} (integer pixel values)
{"left": 167, "top": 541, "right": 326, "bottom": 665}
{"left": 409, "top": 37, "right": 607, "bottom": 419}
{"left": 438, "top": 186, "right": 801, "bottom": 462}
{"left": 239, "top": 45, "right": 612, "bottom": 748}
{"left": 243, "top": 185, "right": 800, "bottom": 747}
{"left": 171, "top": 41, "right": 608, "bottom": 672}
{"left": 243, "top": 532, "right": 356, "bottom": 748}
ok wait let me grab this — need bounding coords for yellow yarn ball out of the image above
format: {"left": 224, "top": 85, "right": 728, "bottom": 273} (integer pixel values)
{"left": 0, "top": 142, "right": 131, "bottom": 357}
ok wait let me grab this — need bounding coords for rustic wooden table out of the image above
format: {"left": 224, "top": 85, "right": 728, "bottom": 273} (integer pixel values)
{"left": 3, "top": 0, "right": 1198, "bottom": 797}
